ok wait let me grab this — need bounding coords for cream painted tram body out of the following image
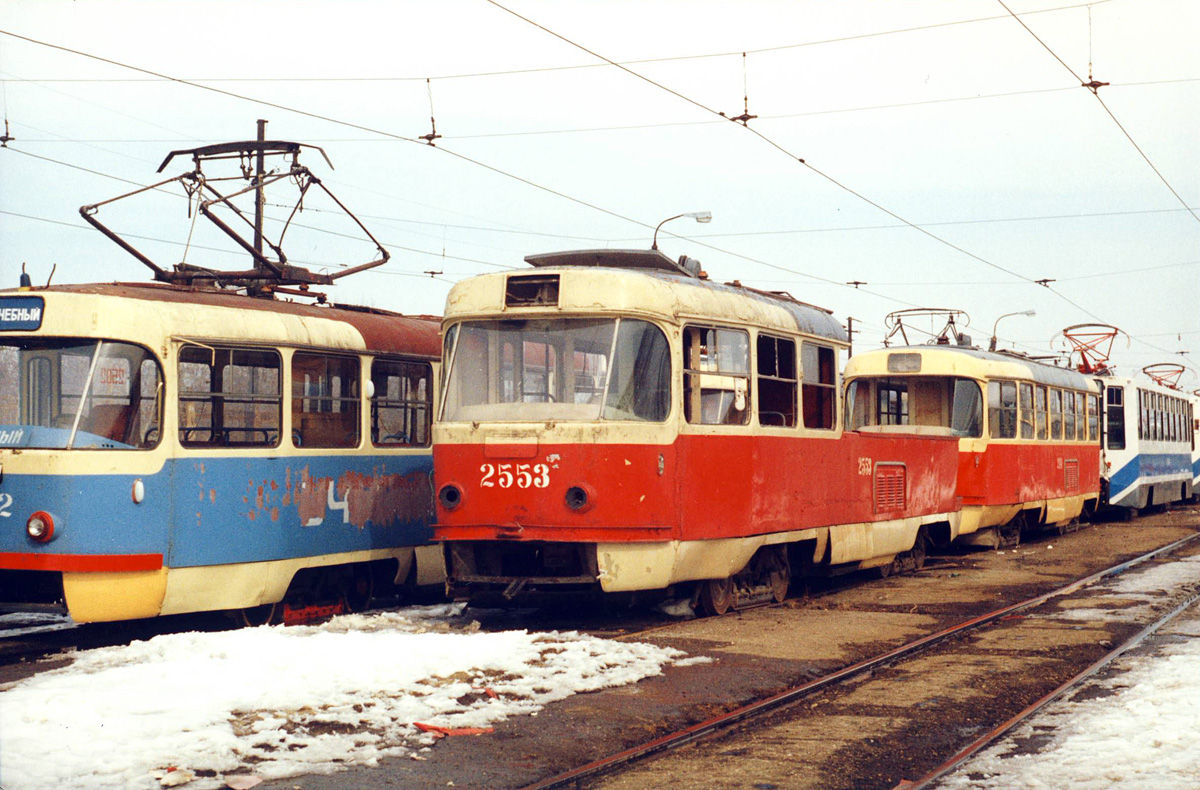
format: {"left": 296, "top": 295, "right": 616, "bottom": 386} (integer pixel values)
{"left": 1097, "top": 374, "right": 1195, "bottom": 511}
{"left": 0, "top": 283, "right": 442, "bottom": 623}
{"left": 843, "top": 345, "right": 1102, "bottom": 545}
{"left": 432, "top": 250, "right": 960, "bottom": 612}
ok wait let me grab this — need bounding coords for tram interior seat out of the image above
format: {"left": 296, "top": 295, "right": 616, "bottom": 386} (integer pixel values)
{"left": 84, "top": 403, "right": 131, "bottom": 442}
{"left": 295, "top": 413, "right": 358, "bottom": 447}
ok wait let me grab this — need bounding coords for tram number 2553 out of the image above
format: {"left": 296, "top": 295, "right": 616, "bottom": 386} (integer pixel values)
{"left": 480, "top": 463, "right": 551, "bottom": 489}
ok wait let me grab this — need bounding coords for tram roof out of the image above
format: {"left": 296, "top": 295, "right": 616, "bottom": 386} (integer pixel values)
{"left": 2, "top": 282, "right": 442, "bottom": 358}
{"left": 450, "top": 251, "right": 847, "bottom": 343}
{"left": 846, "top": 344, "right": 1097, "bottom": 390}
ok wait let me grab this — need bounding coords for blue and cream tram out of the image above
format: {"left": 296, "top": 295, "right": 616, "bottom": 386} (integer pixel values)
{"left": 0, "top": 283, "right": 441, "bottom": 623}
{"left": 0, "top": 133, "right": 445, "bottom": 623}
{"left": 1098, "top": 373, "right": 1195, "bottom": 511}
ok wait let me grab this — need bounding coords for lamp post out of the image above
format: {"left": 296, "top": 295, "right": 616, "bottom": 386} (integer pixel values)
{"left": 652, "top": 211, "right": 712, "bottom": 250}
{"left": 989, "top": 309, "right": 1036, "bottom": 352}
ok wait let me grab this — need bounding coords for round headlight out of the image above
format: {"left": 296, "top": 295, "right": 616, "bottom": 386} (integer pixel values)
{"left": 438, "top": 484, "right": 463, "bottom": 511}
{"left": 27, "top": 511, "right": 55, "bottom": 543}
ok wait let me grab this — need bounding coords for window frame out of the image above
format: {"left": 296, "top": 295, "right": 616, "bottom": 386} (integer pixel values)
{"left": 291, "top": 351, "right": 361, "bottom": 449}
{"left": 370, "top": 357, "right": 433, "bottom": 448}
{"left": 178, "top": 344, "right": 282, "bottom": 449}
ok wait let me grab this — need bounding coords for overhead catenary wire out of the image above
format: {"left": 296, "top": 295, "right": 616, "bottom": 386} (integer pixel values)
{"left": 0, "top": 0, "right": 1111, "bottom": 85}
{"left": 995, "top": 0, "right": 1200, "bottom": 227}
{"left": 0, "top": 11, "right": 1191, "bottom": 364}
{"left": 0, "top": 28, "right": 937, "bottom": 312}
{"left": 481, "top": 0, "right": 1191, "bottom": 364}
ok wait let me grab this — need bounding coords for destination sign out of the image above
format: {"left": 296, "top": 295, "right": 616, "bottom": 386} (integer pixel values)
{"left": 0, "top": 296, "right": 44, "bottom": 331}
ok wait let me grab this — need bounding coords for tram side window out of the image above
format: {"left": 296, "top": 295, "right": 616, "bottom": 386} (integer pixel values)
{"left": 756, "top": 335, "right": 796, "bottom": 427}
{"left": 1063, "top": 391, "right": 1077, "bottom": 441}
{"left": 1106, "top": 387, "right": 1125, "bottom": 450}
{"left": 987, "top": 380, "right": 1017, "bottom": 439}
{"left": 179, "top": 346, "right": 281, "bottom": 448}
{"left": 684, "top": 326, "right": 750, "bottom": 426}
{"left": 1018, "top": 383, "right": 1035, "bottom": 439}
{"left": 1035, "top": 385, "right": 1048, "bottom": 440}
{"left": 371, "top": 359, "right": 431, "bottom": 447}
{"left": 292, "top": 353, "right": 360, "bottom": 448}
{"left": 1087, "top": 394, "right": 1099, "bottom": 442}
{"left": 801, "top": 343, "right": 837, "bottom": 430}
{"left": 1049, "top": 388, "right": 1063, "bottom": 440}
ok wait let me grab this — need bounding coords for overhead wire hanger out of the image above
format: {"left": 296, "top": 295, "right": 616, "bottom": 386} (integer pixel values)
{"left": 720, "top": 52, "right": 757, "bottom": 126}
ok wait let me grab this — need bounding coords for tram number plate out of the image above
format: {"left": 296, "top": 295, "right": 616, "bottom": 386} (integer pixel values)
{"left": 480, "top": 463, "right": 551, "bottom": 489}
{"left": 858, "top": 457, "right": 873, "bottom": 476}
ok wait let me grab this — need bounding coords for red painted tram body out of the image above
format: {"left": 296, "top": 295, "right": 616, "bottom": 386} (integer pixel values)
{"left": 432, "top": 250, "right": 961, "bottom": 611}
{"left": 844, "top": 345, "right": 1102, "bottom": 546}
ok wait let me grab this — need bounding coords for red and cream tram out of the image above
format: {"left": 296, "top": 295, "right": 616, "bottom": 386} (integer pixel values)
{"left": 432, "top": 250, "right": 961, "bottom": 613}
{"left": 843, "top": 343, "right": 1101, "bottom": 546}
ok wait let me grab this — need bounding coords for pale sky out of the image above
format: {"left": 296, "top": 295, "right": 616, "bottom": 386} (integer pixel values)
{"left": 1, "top": 0, "right": 1197, "bottom": 376}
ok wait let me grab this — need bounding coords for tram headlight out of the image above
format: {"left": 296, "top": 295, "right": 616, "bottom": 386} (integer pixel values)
{"left": 438, "top": 484, "right": 464, "bottom": 511}
{"left": 26, "top": 511, "right": 56, "bottom": 543}
{"left": 565, "top": 485, "right": 595, "bottom": 513}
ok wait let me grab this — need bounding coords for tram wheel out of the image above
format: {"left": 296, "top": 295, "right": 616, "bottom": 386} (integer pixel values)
{"left": 237, "top": 602, "right": 280, "bottom": 627}
{"left": 766, "top": 551, "right": 790, "bottom": 603}
{"left": 698, "top": 577, "right": 734, "bottom": 616}
{"left": 910, "top": 531, "right": 927, "bottom": 571}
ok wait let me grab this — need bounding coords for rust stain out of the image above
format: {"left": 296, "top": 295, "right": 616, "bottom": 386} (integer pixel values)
{"left": 256, "top": 485, "right": 265, "bottom": 510}
{"left": 270, "top": 480, "right": 279, "bottom": 491}
{"left": 293, "top": 467, "right": 329, "bottom": 527}
{"left": 209, "top": 489, "right": 217, "bottom": 504}
{"left": 248, "top": 510, "right": 257, "bottom": 521}
{"left": 271, "top": 507, "right": 280, "bottom": 522}
{"left": 338, "top": 469, "right": 434, "bottom": 529}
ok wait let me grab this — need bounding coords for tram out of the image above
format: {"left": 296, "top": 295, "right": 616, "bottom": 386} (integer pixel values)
{"left": 843, "top": 341, "right": 1101, "bottom": 546}
{"left": 1097, "top": 370, "right": 1195, "bottom": 511}
{"left": 431, "top": 249, "right": 961, "bottom": 612}
{"left": 0, "top": 134, "right": 443, "bottom": 623}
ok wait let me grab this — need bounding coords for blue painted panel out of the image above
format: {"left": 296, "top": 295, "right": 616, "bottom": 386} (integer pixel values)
{"left": 169, "top": 454, "right": 434, "bottom": 567}
{"left": 1108, "top": 452, "right": 1192, "bottom": 499}
{"left": 0, "top": 453, "right": 434, "bottom": 567}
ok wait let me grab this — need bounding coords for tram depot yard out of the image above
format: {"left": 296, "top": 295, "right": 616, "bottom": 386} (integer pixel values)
{"left": 0, "top": 504, "right": 1196, "bottom": 790}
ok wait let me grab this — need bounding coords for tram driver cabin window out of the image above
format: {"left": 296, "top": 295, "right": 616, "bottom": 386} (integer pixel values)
{"left": 684, "top": 326, "right": 750, "bottom": 426}
{"left": 178, "top": 346, "right": 281, "bottom": 447}
{"left": 292, "top": 353, "right": 360, "bottom": 448}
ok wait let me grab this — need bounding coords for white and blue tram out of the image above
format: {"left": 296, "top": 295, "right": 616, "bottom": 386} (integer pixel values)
{"left": 0, "top": 283, "right": 442, "bottom": 623}
{"left": 1098, "top": 374, "right": 1195, "bottom": 511}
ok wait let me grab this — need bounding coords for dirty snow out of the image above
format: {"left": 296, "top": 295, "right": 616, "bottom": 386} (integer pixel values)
{"left": 0, "top": 604, "right": 696, "bottom": 790}
{"left": 937, "top": 612, "right": 1200, "bottom": 790}
{"left": 937, "top": 553, "right": 1200, "bottom": 790}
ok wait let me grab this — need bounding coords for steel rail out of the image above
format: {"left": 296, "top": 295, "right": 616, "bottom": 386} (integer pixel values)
{"left": 904, "top": 590, "right": 1200, "bottom": 789}
{"left": 520, "top": 531, "right": 1200, "bottom": 790}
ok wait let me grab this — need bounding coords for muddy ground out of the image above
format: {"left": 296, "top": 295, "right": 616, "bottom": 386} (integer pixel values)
{"left": 249, "top": 505, "right": 1198, "bottom": 790}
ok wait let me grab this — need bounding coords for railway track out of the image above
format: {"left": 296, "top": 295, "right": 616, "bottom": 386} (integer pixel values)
{"left": 520, "top": 531, "right": 1200, "bottom": 790}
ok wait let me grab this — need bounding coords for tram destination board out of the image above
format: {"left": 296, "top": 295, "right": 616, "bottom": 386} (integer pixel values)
{"left": 0, "top": 296, "right": 45, "bottom": 331}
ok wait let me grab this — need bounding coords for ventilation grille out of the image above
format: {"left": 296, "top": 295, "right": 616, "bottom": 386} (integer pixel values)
{"left": 1064, "top": 459, "right": 1080, "bottom": 492}
{"left": 875, "top": 465, "right": 907, "bottom": 513}
{"left": 506, "top": 275, "right": 560, "bottom": 306}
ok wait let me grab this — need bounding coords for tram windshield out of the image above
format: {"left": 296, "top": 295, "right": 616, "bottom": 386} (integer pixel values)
{"left": 0, "top": 339, "right": 162, "bottom": 450}
{"left": 442, "top": 318, "right": 671, "bottom": 423}
{"left": 846, "top": 376, "right": 983, "bottom": 438}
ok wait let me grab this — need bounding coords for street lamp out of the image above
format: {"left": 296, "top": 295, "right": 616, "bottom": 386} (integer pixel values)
{"left": 989, "top": 309, "right": 1036, "bottom": 352}
{"left": 652, "top": 211, "right": 712, "bottom": 250}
